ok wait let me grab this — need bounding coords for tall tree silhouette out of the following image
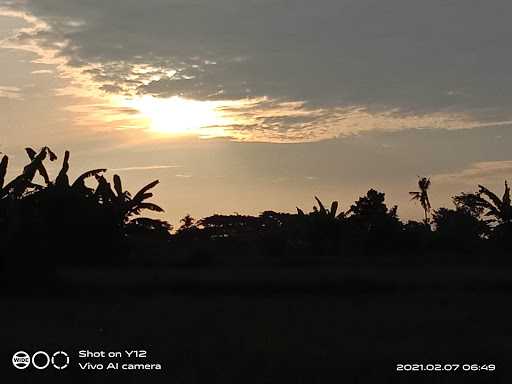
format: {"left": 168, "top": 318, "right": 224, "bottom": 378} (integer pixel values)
{"left": 410, "top": 177, "right": 432, "bottom": 224}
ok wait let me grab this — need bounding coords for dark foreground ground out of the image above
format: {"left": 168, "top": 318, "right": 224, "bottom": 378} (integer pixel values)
{"left": 1, "top": 267, "right": 512, "bottom": 383}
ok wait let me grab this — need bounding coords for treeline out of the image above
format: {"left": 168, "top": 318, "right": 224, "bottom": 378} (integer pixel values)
{"left": 0, "top": 147, "right": 511, "bottom": 271}
{"left": 173, "top": 186, "right": 510, "bottom": 266}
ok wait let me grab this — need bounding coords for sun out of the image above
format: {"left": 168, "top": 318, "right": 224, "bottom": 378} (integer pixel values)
{"left": 119, "top": 95, "right": 233, "bottom": 135}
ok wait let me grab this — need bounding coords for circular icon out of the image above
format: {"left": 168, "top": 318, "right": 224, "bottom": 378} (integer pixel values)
{"left": 52, "top": 351, "right": 69, "bottom": 370}
{"left": 31, "top": 351, "right": 50, "bottom": 370}
{"left": 12, "top": 351, "right": 31, "bottom": 369}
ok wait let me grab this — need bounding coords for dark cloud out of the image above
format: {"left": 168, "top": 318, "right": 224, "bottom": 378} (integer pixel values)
{"left": 3, "top": 0, "right": 512, "bottom": 139}
{"left": 99, "top": 84, "right": 124, "bottom": 94}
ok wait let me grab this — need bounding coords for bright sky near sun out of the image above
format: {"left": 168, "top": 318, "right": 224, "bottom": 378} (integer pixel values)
{"left": 119, "top": 95, "right": 232, "bottom": 136}
{"left": 0, "top": 0, "right": 511, "bottom": 224}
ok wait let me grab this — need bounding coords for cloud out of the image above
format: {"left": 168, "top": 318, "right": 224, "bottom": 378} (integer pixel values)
{"left": 30, "top": 69, "right": 52, "bottom": 74}
{"left": 434, "top": 161, "right": 512, "bottom": 184}
{"left": 0, "top": 85, "right": 21, "bottom": 99}
{"left": 3, "top": 0, "right": 512, "bottom": 141}
{"left": 110, "top": 165, "right": 181, "bottom": 172}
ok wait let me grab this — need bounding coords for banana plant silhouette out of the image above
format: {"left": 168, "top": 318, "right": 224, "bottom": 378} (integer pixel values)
{"left": 1, "top": 147, "right": 168, "bottom": 229}
{"left": 0, "top": 147, "right": 57, "bottom": 199}
{"left": 297, "top": 196, "right": 343, "bottom": 219}
{"left": 54, "top": 150, "right": 106, "bottom": 195}
{"left": 94, "top": 173, "right": 165, "bottom": 229}
{"left": 455, "top": 181, "right": 512, "bottom": 225}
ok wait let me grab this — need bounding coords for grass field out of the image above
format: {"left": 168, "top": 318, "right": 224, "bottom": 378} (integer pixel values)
{"left": 2, "top": 268, "right": 512, "bottom": 383}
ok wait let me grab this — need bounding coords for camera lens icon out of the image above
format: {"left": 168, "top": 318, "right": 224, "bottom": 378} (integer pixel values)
{"left": 31, "top": 351, "right": 50, "bottom": 370}
{"left": 52, "top": 351, "right": 69, "bottom": 369}
{"left": 12, "top": 351, "right": 31, "bottom": 369}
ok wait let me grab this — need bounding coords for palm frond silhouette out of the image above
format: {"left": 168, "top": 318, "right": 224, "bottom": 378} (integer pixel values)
{"left": 409, "top": 176, "right": 431, "bottom": 224}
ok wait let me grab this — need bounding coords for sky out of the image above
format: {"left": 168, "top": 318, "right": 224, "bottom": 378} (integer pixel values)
{"left": 0, "top": 0, "right": 511, "bottom": 226}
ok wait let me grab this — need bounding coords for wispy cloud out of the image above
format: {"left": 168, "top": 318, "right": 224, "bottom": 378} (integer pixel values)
{"left": 434, "top": 160, "right": 512, "bottom": 184}
{"left": 0, "top": 85, "right": 22, "bottom": 99}
{"left": 110, "top": 165, "right": 181, "bottom": 172}
{"left": 31, "top": 69, "right": 52, "bottom": 74}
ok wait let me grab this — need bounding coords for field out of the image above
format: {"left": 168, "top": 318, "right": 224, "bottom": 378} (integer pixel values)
{"left": 2, "top": 267, "right": 512, "bottom": 383}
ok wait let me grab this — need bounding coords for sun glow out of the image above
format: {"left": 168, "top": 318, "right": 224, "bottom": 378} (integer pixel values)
{"left": 119, "top": 95, "right": 235, "bottom": 136}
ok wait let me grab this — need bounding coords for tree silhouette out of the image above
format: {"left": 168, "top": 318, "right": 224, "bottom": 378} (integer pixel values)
{"left": 0, "top": 147, "right": 172, "bottom": 269}
{"left": 432, "top": 207, "right": 488, "bottom": 248}
{"left": 454, "top": 182, "right": 511, "bottom": 224}
{"left": 410, "top": 177, "right": 432, "bottom": 224}
{"left": 349, "top": 189, "right": 397, "bottom": 219}
{"left": 453, "top": 181, "right": 511, "bottom": 245}
{"left": 178, "top": 214, "right": 196, "bottom": 232}
{"left": 345, "top": 189, "right": 402, "bottom": 253}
